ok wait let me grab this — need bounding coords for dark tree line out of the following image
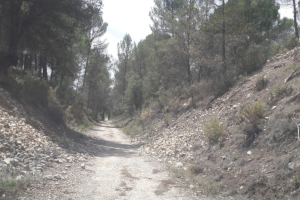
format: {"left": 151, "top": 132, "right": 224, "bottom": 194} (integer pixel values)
{"left": 0, "top": 0, "right": 112, "bottom": 123}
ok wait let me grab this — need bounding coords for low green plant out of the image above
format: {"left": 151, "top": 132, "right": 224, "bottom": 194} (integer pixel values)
{"left": 269, "top": 84, "right": 293, "bottom": 105}
{"left": 123, "top": 124, "right": 139, "bottom": 138}
{"left": 240, "top": 101, "right": 266, "bottom": 126}
{"left": 0, "top": 172, "right": 30, "bottom": 198}
{"left": 274, "top": 85, "right": 293, "bottom": 99}
{"left": 255, "top": 75, "right": 268, "bottom": 91}
{"left": 293, "top": 175, "right": 300, "bottom": 189}
{"left": 200, "top": 181, "right": 220, "bottom": 196}
{"left": 240, "top": 101, "right": 266, "bottom": 146}
{"left": 189, "top": 165, "right": 204, "bottom": 175}
{"left": 61, "top": 132, "right": 74, "bottom": 149}
{"left": 232, "top": 151, "right": 237, "bottom": 161}
{"left": 48, "top": 87, "right": 65, "bottom": 125}
{"left": 204, "top": 118, "right": 224, "bottom": 145}
{"left": 162, "top": 109, "right": 169, "bottom": 127}
{"left": 22, "top": 74, "right": 49, "bottom": 108}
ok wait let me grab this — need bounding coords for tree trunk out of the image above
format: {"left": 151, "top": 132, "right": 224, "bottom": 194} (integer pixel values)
{"left": 1, "top": 1, "right": 23, "bottom": 75}
{"left": 293, "top": 0, "right": 299, "bottom": 39}
{"left": 19, "top": 53, "right": 24, "bottom": 69}
{"left": 222, "top": 0, "right": 226, "bottom": 72}
{"left": 24, "top": 54, "right": 29, "bottom": 70}
{"left": 42, "top": 55, "right": 47, "bottom": 80}
{"left": 34, "top": 53, "right": 38, "bottom": 71}
{"left": 28, "top": 54, "right": 32, "bottom": 71}
{"left": 38, "top": 53, "right": 42, "bottom": 78}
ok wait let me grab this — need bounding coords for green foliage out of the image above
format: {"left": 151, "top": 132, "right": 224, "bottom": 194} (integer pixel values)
{"left": 48, "top": 87, "right": 65, "bottom": 125}
{"left": 23, "top": 75, "right": 49, "bottom": 108}
{"left": 0, "top": 171, "right": 30, "bottom": 198}
{"left": 124, "top": 74, "right": 143, "bottom": 115}
{"left": 189, "top": 165, "right": 204, "bottom": 175}
{"left": 204, "top": 118, "right": 225, "bottom": 145}
{"left": 255, "top": 75, "right": 268, "bottom": 91}
{"left": 123, "top": 123, "right": 139, "bottom": 138}
{"left": 61, "top": 132, "right": 75, "bottom": 149}
{"left": 240, "top": 101, "right": 266, "bottom": 126}
{"left": 269, "top": 85, "right": 293, "bottom": 105}
{"left": 294, "top": 175, "right": 300, "bottom": 190}
{"left": 201, "top": 181, "right": 220, "bottom": 196}
{"left": 232, "top": 151, "right": 238, "bottom": 161}
{"left": 162, "top": 109, "right": 169, "bottom": 127}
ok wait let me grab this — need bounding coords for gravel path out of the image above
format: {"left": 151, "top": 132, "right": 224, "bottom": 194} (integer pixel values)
{"left": 22, "top": 121, "right": 203, "bottom": 200}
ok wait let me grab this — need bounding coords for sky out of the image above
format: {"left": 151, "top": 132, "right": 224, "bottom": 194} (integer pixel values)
{"left": 102, "top": 0, "right": 155, "bottom": 59}
{"left": 102, "top": 0, "right": 293, "bottom": 59}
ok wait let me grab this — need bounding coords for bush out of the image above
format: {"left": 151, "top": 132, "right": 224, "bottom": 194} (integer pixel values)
{"left": 255, "top": 75, "right": 268, "bottom": 91}
{"left": 189, "top": 165, "right": 204, "bottom": 175}
{"left": 269, "top": 85, "right": 293, "bottom": 105}
{"left": 22, "top": 75, "right": 49, "bottom": 108}
{"left": 47, "top": 87, "right": 65, "bottom": 125}
{"left": 0, "top": 169, "right": 30, "bottom": 198}
{"left": 240, "top": 101, "right": 266, "bottom": 146}
{"left": 240, "top": 101, "right": 266, "bottom": 126}
{"left": 204, "top": 118, "right": 224, "bottom": 145}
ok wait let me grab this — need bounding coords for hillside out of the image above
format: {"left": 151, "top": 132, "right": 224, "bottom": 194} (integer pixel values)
{"left": 0, "top": 84, "right": 105, "bottom": 199}
{"left": 139, "top": 47, "right": 300, "bottom": 199}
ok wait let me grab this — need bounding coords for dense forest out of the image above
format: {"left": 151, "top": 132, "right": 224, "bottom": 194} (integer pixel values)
{"left": 0, "top": 0, "right": 298, "bottom": 128}
{"left": 0, "top": 0, "right": 111, "bottom": 127}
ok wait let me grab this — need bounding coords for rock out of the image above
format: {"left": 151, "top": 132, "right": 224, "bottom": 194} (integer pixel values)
{"left": 190, "top": 184, "right": 195, "bottom": 189}
{"left": 81, "top": 163, "right": 85, "bottom": 169}
{"left": 175, "top": 162, "right": 183, "bottom": 169}
{"left": 145, "top": 147, "right": 150, "bottom": 154}
{"left": 44, "top": 175, "right": 53, "bottom": 180}
{"left": 53, "top": 174, "right": 62, "bottom": 180}
{"left": 3, "top": 158, "right": 12, "bottom": 165}
{"left": 232, "top": 105, "right": 239, "bottom": 109}
{"left": 288, "top": 161, "right": 300, "bottom": 170}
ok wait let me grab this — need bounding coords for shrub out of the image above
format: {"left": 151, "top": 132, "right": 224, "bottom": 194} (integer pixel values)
{"left": 255, "top": 75, "right": 268, "bottom": 91}
{"left": 240, "top": 101, "right": 266, "bottom": 146}
{"left": 123, "top": 123, "right": 139, "bottom": 138}
{"left": 189, "top": 165, "right": 204, "bottom": 175}
{"left": 204, "top": 118, "right": 224, "bottom": 145}
{"left": 240, "top": 101, "right": 266, "bottom": 126}
{"left": 0, "top": 170, "right": 30, "bottom": 198}
{"left": 47, "top": 87, "right": 65, "bottom": 125}
{"left": 22, "top": 75, "right": 49, "bottom": 108}
{"left": 269, "top": 85, "right": 293, "bottom": 105}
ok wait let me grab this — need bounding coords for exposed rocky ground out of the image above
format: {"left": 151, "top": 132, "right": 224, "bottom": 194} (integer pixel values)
{"left": 0, "top": 87, "right": 100, "bottom": 199}
{"left": 139, "top": 47, "right": 300, "bottom": 199}
{"left": 20, "top": 121, "right": 201, "bottom": 200}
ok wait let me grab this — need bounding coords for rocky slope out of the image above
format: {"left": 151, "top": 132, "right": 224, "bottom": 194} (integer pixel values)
{"left": 0, "top": 87, "right": 95, "bottom": 199}
{"left": 140, "top": 47, "right": 300, "bottom": 199}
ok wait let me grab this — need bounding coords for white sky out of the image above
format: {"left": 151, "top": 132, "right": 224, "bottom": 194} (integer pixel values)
{"left": 102, "top": 0, "right": 293, "bottom": 59}
{"left": 102, "top": 0, "right": 155, "bottom": 59}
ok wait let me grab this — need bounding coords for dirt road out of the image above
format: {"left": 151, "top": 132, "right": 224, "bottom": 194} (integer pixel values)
{"left": 23, "top": 121, "right": 201, "bottom": 200}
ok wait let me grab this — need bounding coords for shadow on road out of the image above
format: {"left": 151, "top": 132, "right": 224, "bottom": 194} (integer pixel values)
{"left": 64, "top": 123, "right": 143, "bottom": 158}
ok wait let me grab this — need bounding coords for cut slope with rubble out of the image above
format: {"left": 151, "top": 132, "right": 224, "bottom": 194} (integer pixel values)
{"left": 0, "top": 86, "right": 103, "bottom": 199}
{"left": 140, "top": 47, "right": 300, "bottom": 199}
